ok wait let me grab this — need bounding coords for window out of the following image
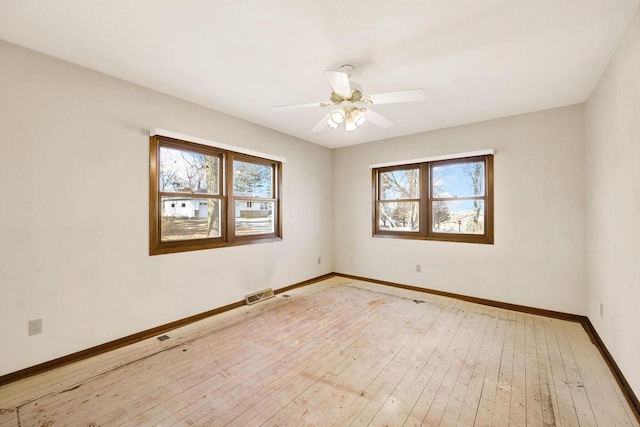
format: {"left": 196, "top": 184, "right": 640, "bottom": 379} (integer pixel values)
{"left": 233, "top": 158, "right": 277, "bottom": 236}
{"left": 373, "top": 154, "right": 493, "bottom": 244}
{"left": 149, "top": 135, "right": 282, "bottom": 255}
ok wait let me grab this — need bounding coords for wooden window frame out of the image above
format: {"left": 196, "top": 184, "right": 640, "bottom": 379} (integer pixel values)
{"left": 150, "top": 135, "right": 282, "bottom": 255}
{"left": 228, "top": 153, "right": 282, "bottom": 246}
{"left": 372, "top": 154, "right": 493, "bottom": 244}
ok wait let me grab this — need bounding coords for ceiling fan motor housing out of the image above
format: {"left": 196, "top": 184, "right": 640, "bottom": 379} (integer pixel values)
{"left": 337, "top": 64, "right": 355, "bottom": 76}
{"left": 271, "top": 63, "right": 424, "bottom": 132}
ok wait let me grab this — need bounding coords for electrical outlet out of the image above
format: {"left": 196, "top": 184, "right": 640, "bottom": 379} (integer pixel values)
{"left": 317, "top": 257, "right": 321, "bottom": 265}
{"left": 416, "top": 265, "right": 421, "bottom": 273}
{"left": 600, "top": 303, "right": 604, "bottom": 317}
{"left": 29, "top": 318, "right": 43, "bottom": 336}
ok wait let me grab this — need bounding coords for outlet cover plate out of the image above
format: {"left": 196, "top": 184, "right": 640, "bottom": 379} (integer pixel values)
{"left": 29, "top": 318, "right": 43, "bottom": 336}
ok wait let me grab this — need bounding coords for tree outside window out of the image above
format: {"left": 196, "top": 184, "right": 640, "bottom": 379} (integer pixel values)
{"left": 373, "top": 155, "right": 493, "bottom": 244}
{"left": 150, "top": 136, "right": 282, "bottom": 255}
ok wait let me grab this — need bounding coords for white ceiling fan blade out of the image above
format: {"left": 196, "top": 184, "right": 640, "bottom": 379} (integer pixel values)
{"left": 364, "top": 109, "right": 394, "bottom": 128}
{"left": 366, "top": 88, "right": 425, "bottom": 105}
{"left": 311, "top": 113, "right": 331, "bottom": 132}
{"left": 324, "top": 70, "right": 352, "bottom": 97}
{"left": 271, "top": 101, "right": 329, "bottom": 111}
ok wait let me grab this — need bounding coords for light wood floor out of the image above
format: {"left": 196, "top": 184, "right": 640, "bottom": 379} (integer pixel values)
{"left": 0, "top": 278, "right": 637, "bottom": 426}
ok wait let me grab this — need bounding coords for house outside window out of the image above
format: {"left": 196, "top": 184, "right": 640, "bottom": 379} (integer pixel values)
{"left": 149, "top": 135, "right": 282, "bottom": 255}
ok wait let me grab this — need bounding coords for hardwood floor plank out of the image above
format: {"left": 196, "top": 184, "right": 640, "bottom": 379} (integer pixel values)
{"left": 343, "top": 301, "right": 465, "bottom": 425}
{"left": 561, "top": 321, "right": 639, "bottom": 427}
{"left": 541, "top": 317, "right": 580, "bottom": 427}
{"left": 170, "top": 284, "right": 416, "bottom": 425}
{"left": 0, "top": 279, "right": 636, "bottom": 427}
{"left": 0, "top": 408, "right": 19, "bottom": 427}
{"left": 419, "top": 304, "right": 492, "bottom": 426}
{"left": 490, "top": 309, "right": 517, "bottom": 427}
{"left": 523, "top": 313, "right": 545, "bottom": 426}
{"left": 427, "top": 304, "right": 495, "bottom": 426}
{"left": 533, "top": 315, "right": 561, "bottom": 426}
{"left": 473, "top": 308, "right": 510, "bottom": 426}
{"left": 217, "top": 307, "right": 400, "bottom": 425}
{"left": 551, "top": 319, "right": 599, "bottom": 427}
{"left": 138, "top": 287, "right": 368, "bottom": 425}
{"left": 271, "top": 288, "right": 436, "bottom": 426}
{"left": 507, "top": 312, "right": 527, "bottom": 427}
{"left": 449, "top": 307, "right": 501, "bottom": 427}
{"left": 366, "top": 301, "right": 472, "bottom": 426}
{"left": 400, "top": 302, "right": 474, "bottom": 425}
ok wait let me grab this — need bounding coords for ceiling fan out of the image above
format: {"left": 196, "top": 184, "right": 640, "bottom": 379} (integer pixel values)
{"left": 271, "top": 64, "right": 425, "bottom": 132}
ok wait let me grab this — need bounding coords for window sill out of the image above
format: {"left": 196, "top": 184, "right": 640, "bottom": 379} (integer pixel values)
{"left": 373, "top": 233, "right": 493, "bottom": 245}
{"left": 150, "top": 235, "right": 282, "bottom": 256}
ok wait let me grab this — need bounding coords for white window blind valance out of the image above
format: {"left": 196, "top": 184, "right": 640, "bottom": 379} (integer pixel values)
{"left": 150, "top": 128, "right": 287, "bottom": 163}
{"left": 369, "top": 149, "right": 494, "bottom": 169}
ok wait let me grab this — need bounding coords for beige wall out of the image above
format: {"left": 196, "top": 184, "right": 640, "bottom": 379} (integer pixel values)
{"left": 0, "top": 40, "right": 334, "bottom": 376}
{"left": 585, "top": 9, "right": 640, "bottom": 397}
{"left": 333, "top": 105, "right": 587, "bottom": 315}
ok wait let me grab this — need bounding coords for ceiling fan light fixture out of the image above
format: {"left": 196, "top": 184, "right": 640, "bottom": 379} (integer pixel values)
{"left": 327, "top": 118, "right": 339, "bottom": 129}
{"left": 329, "top": 109, "right": 345, "bottom": 124}
{"left": 343, "top": 108, "right": 366, "bottom": 132}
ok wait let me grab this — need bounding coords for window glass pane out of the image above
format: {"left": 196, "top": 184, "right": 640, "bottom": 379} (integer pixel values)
{"left": 233, "top": 161, "right": 273, "bottom": 198}
{"left": 161, "top": 197, "right": 221, "bottom": 241}
{"left": 235, "top": 201, "right": 275, "bottom": 235}
{"left": 380, "top": 169, "right": 419, "bottom": 199}
{"left": 432, "top": 200, "right": 484, "bottom": 234}
{"left": 160, "top": 147, "right": 219, "bottom": 194}
{"left": 378, "top": 202, "right": 419, "bottom": 232}
{"left": 432, "top": 162, "right": 484, "bottom": 198}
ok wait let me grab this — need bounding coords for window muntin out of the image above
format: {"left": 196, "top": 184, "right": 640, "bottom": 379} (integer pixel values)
{"left": 150, "top": 136, "right": 282, "bottom": 255}
{"left": 373, "top": 155, "right": 493, "bottom": 244}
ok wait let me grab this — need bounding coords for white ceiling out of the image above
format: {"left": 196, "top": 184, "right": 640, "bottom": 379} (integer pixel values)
{"left": 1, "top": 1, "right": 638, "bottom": 149}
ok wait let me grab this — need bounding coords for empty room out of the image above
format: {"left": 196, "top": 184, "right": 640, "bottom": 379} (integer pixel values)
{"left": 1, "top": 1, "right": 639, "bottom": 426}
